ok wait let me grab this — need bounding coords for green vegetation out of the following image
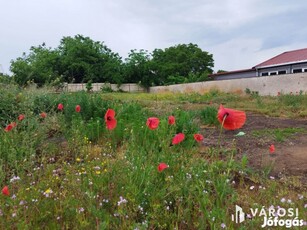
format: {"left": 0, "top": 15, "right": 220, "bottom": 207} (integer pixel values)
{"left": 10, "top": 35, "right": 214, "bottom": 89}
{"left": 200, "top": 106, "right": 219, "bottom": 126}
{"left": 252, "top": 127, "right": 306, "bottom": 142}
{"left": 0, "top": 86, "right": 306, "bottom": 229}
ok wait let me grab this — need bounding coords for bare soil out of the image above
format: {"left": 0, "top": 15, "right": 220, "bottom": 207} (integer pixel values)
{"left": 201, "top": 113, "right": 307, "bottom": 184}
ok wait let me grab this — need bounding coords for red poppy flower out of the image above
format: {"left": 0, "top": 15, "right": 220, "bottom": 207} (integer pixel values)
{"left": 4, "top": 122, "right": 15, "bottom": 132}
{"left": 146, "top": 117, "right": 160, "bottom": 130}
{"left": 57, "top": 103, "right": 64, "bottom": 111}
{"left": 168, "top": 116, "right": 175, "bottom": 125}
{"left": 194, "top": 134, "right": 204, "bottom": 142}
{"left": 2, "top": 186, "right": 9, "bottom": 196}
{"left": 40, "top": 112, "right": 47, "bottom": 118}
{"left": 18, "top": 114, "right": 25, "bottom": 121}
{"left": 75, "top": 105, "right": 81, "bottom": 113}
{"left": 217, "top": 104, "right": 246, "bottom": 130}
{"left": 158, "top": 163, "right": 169, "bottom": 172}
{"left": 172, "top": 133, "right": 185, "bottom": 145}
{"left": 277, "top": 92, "right": 281, "bottom": 96}
{"left": 104, "top": 109, "right": 117, "bottom": 130}
{"left": 269, "top": 144, "right": 275, "bottom": 153}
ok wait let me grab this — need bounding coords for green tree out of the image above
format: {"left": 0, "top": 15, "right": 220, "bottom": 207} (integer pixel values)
{"left": 123, "top": 49, "right": 153, "bottom": 88}
{"left": 151, "top": 43, "right": 214, "bottom": 85}
{"left": 10, "top": 35, "right": 124, "bottom": 86}
{"left": 0, "top": 72, "right": 13, "bottom": 84}
{"left": 10, "top": 44, "right": 60, "bottom": 87}
{"left": 58, "top": 35, "right": 123, "bottom": 84}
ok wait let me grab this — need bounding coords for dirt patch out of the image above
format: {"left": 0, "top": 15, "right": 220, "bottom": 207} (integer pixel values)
{"left": 201, "top": 113, "right": 307, "bottom": 184}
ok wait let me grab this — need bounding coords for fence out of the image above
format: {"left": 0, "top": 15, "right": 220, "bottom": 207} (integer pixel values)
{"left": 63, "top": 73, "right": 307, "bottom": 96}
{"left": 64, "top": 83, "right": 145, "bottom": 93}
{"left": 149, "top": 73, "right": 307, "bottom": 96}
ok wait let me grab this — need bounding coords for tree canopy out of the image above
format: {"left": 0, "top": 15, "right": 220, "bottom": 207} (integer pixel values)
{"left": 10, "top": 35, "right": 214, "bottom": 88}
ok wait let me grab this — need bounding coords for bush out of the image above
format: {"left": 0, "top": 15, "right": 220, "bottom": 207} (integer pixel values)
{"left": 200, "top": 106, "right": 219, "bottom": 126}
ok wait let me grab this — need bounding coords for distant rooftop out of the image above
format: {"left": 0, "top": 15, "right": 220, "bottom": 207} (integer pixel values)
{"left": 209, "top": 47, "right": 307, "bottom": 78}
{"left": 254, "top": 48, "right": 307, "bottom": 68}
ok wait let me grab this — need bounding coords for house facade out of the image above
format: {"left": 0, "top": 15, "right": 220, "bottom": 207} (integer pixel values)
{"left": 210, "top": 48, "right": 307, "bottom": 80}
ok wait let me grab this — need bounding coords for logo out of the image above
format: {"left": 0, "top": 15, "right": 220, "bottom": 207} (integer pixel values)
{"left": 231, "top": 205, "right": 305, "bottom": 228}
{"left": 231, "top": 205, "right": 245, "bottom": 223}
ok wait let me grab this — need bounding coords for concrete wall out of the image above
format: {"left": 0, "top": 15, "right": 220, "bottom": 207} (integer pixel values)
{"left": 64, "top": 73, "right": 307, "bottom": 96}
{"left": 149, "top": 73, "right": 307, "bottom": 96}
{"left": 65, "top": 83, "right": 145, "bottom": 93}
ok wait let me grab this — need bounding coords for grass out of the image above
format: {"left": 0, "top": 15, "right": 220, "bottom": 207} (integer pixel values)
{"left": 252, "top": 127, "right": 306, "bottom": 142}
{"left": 95, "top": 90, "right": 307, "bottom": 118}
{"left": 0, "top": 85, "right": 306, "bottom": 229}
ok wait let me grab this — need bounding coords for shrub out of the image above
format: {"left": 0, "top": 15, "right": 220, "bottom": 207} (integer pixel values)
{"left": 200, "top": 106, "right": 219, "bottom": 126}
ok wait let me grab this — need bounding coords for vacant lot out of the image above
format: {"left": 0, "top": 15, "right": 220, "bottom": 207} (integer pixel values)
{"left": 0, "top": 86, "right": 306, "bottom": 229}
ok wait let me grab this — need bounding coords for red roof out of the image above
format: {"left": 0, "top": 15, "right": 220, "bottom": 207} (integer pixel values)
{"left": 254, "top": 48, "right": 307, "bottom": 68}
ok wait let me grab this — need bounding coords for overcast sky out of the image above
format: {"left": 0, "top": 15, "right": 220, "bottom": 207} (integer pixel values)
{"left": 1, "top": 0, "right": 307, "bottom": 74}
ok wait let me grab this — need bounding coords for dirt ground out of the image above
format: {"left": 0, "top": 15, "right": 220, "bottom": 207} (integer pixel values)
{"left": 201, "top": 113, "right": 307, "bottom": 184}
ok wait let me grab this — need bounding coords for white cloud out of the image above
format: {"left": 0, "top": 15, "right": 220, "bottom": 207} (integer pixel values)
{"left": 1, "top": 0, "right": 307, "bottom": 74}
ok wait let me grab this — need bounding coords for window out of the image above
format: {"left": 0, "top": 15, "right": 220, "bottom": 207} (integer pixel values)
{"left": 304, "top": 69, "right": 307, "bottom": 72}
{"left": 278, "top": 70, "right": 286, "bottom": 75}
{"left": 261, "top": 72, "right": 269, "bottom": 76}
{"left": 269, "top": 72, "right": 277, "bottom": 75}
{"left": 293, "top": 69, "right": 302, "bottom": 73}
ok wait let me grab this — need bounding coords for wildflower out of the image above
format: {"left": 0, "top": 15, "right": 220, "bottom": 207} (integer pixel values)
{"left": 186, "top": 173, "right": 192, "bottom": 179}
{"left": 217, "top": 104, "right": 246, "bottom": 130}
{"left": 158, "top": 163, "right": 169, "bottom": 172}
{"left": 40, "top": 112, "right": 47, "bottom": 118}
{"left": 18, "top": 114, "right": 25, "bottom": 121}
{"left": 75, "top": 105, "right": 81, "bottom": 113}
{"left": 12, "top": 213, "right": 17, "bottom": 218}
{"left": 194, "top": 134, "right": 204, "bottom": 142}
{"left": 104, "top": 109, "right": 117, "bottom": 130}
{"left": 146, "top": 117, "right": 160, "bottom": 130}
{"left": 117, "top": 196, "right": 128, "bottom": 206}
{"left": 277, "top": 92, "right": 281, "bottom": 96}
{"left": 10, "top": 175, "right": 21, "bottom": 183}
{"left": 269, "top": 144, "right": 275, "bottom": 153}
{"left": 93, "top": 166, "right": 101, "bottom": 170}
{"left": 221, "top": 223, "right": 226, "bottom": 228}
{"left": 4, "top": 122, "right": 16, "bottom": 132}
{"left": 2, "top": 186, "right": 9, "bottom": 196}
{"left": 57, "top": 103, "right": 64, "bottom": 111}
{"left": 78, "top": 207, "right": 85, "bottom": 213}
{"left": 172, "top": 133, "right": 185, "bottom": 145}
{"left": 249, "top": 186, "right": 255, "bottom": 190}
{"left": 43, "top": 188, "right": 53, "bottom": 197}
{"left": 280, "top": 198, "right": 286, "bottom": 203}
{"left": 168, "top": 115, "right": 175, "bottom": 125}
